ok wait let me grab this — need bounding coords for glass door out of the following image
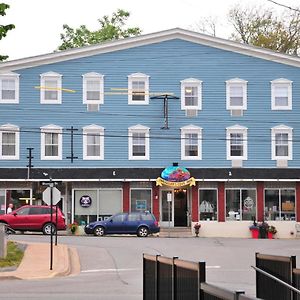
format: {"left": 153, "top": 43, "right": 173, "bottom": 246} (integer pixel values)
{"left": 160, "top": 190, "right": 174, "bottom": 227}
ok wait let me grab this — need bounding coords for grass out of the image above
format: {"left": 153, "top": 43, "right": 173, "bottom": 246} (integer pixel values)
{"left": 0, "top": 241, "right": 24, "bottom": 268}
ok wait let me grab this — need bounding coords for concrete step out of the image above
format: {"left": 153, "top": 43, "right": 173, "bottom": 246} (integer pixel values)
{"left": 159, "top": 227, "right": 193, "bottom": 238}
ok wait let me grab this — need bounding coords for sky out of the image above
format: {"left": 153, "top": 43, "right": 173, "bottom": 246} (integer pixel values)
{"left": 1, "top": 0, "right": 300, "bottom": 60}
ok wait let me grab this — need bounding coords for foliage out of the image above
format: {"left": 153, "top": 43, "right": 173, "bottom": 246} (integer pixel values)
{"left": 268, "top": 225, "right": 277, "bottom": 234}
{"left": 68, "top": 222, "right": 78, "bottom": 234}
{"left": 0, "top": 3, "right": 15, "bottom": 61}
{"left": 228, "top": 4, "right": 300, "bottom": 56}
{"left": 0, "top": 241, "right": 24, "bottom": 268}
{"left": 58, "top": 9, "right": 141, "bottom": 51}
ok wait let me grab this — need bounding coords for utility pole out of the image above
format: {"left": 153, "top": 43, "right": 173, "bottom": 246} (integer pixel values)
{"left": 26, "top": 148, "right": 34, "bottom": 179}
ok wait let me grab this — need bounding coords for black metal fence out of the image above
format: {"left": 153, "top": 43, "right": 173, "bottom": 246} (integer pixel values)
{"left": 293, "top": 269, "right": 300, "bottom": 300}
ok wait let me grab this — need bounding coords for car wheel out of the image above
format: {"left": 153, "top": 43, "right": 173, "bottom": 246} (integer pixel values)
{"left": 43, "top": 223, "right": 56, "bottom": 235}
{"left": 137, "top": 226, "right": 149, "bottom": 237}
{"left": 94, "top": 226, "right": 105, "bottom": 237}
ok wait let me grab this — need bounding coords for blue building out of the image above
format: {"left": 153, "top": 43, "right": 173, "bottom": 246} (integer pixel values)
{"left": 0, "top": 28, "right": 300, "bottom": 237}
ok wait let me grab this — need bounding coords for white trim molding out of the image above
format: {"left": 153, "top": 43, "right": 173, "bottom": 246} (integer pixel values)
{"left": 40, "top": 71, "right": 62, "bottom": 104}
{"left": 128, "top": 124, "right": 150, "bottom": 160}
{"left": 0, "top": 123, "right": 20, "bottom": 160}
{"left": 271, "top": 125, "right": 293, "bottom": 160}
{"left": 82, "top": 72, "right": 104, "bottom": 105}
{"left": 180, "top": 78, "right": 202, "bottom": 110}
{"left": 40, "top": 124, "right": 63, "bottom": 160}
{"left": 226, "top": 78, "right": 247, "bottom": 111}
{"left": 271, "top": 78, "right": 292, "bottom": 110}
{"left": 180, "top": 124, "right": 202, "bottom": 160}
{"left": 82, "top": 124, "right": 104, "bottom": 160}
{"left": 128, "top": 73, "right": 150, "bottom": 105}
{"left": 226, "top": 125, "right": 248, "bottom": 160}
{"left": 0, "top": 72, "right": 19, "bottom": 104}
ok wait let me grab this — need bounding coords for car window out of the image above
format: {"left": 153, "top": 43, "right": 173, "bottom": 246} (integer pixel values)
{"left": 128, "top": 213, "right": 141, "bottom": 222}
{"left": 111, "top": 214, "right": 127, "bottom": 222}
{"left": 29, "top": 207, "right": 43, "bottom": 215}
{"left": 17, "top": 207, "right": 30, "bottom": 215}
{"left": 141, "top": 213, "right": 154, "bottom": 221}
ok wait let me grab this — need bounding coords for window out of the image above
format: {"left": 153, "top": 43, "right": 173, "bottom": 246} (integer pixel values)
{"left": 181, "top": 125, "right": 202, "bottom": 160}
{"left": 130, "top": 189, "right": 152, "bottom": 212}
{"left": 226, "top": 125, "right": 247, "bottom": 160}
{"left": 226, "top": 189, "right": 256, "bottom": 221}
{"left": 0, "top": 73, "right": 19, "bottom": 103}
{"left": 180, "top": 78, "right": 202, "bottom": 110}
{"left": 40, "top": 72, "right": 62, "bottom": 104}
{"left": 0, "top": 124, "right": 19, "bottom": 160}
{"left": 41, "top": 125, "right": 62, "bottom": 160}
{"left": 264, "top": 189, "right": 295, "bottom": 221}
{"left": 83, "top": 125, "right": 104, "bottom": 160}
{"left": 199, "top": 189, "right": 217, "bottom": 221}
{"left": 271, "top": 125, "right": 292, "bottom": 160}
{"left": 83, "top": 73, "right": 104, "bottom": 104}
{"left": 271, "top": 78, "right": 292, "bottom": 110}
{"left": 128, "top": 73, "right": 149, "bottom": 104}
{"left": 111, "top": 213, "right": 127, "bottom": 222}
{"left": 128, "top": 125, "right": 150, "bottom": 160}
{"left": 226, "top": 78, "right": 247, "bottom": 111}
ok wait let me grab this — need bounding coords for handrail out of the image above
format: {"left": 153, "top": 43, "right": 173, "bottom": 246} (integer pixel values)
{"left": 251, "top": 265, "right": 300, "bottom": 294}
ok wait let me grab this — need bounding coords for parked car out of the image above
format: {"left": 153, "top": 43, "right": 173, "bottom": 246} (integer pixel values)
{"left": 84, "top": 212, "right": 160, "bottom": 237}
{"left": 0, "top": 205, "right": 66, "bottom": 235}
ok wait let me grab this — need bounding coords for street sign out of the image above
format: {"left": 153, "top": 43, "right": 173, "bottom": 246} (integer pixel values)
{"left": 42, "top": 187, "right": 61, "bottom": 205}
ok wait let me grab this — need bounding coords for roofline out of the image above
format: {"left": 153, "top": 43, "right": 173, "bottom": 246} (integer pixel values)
{"left": 1, "top": 28, "right": 300, "bottom": 71}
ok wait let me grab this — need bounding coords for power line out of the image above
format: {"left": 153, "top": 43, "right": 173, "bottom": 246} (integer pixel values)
{"left": 266, "top": 0, "right": 300, "bottom": 12}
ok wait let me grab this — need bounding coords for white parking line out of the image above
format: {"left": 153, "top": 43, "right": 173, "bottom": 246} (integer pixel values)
{"left": 206, "top": 266, "right": 221, "bottom": 269}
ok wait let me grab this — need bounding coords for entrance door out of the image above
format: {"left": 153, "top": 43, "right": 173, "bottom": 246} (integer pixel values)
{"left": 160, "top": 190, "right": 174, "bottom": 227}
{"left": 174, "top": 189, "right": 188, "bottom": 227}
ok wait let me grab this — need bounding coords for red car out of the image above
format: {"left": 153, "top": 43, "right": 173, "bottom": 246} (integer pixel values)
{"left": 0, "top": 205, "right": 66, "bottom": 235}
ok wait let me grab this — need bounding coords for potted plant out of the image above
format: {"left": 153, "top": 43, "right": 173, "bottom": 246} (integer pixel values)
{"left": 69, "top": 222, "right": 78, "bottom": 235}
{"left": 267, "top": 225, "right": 277, "bottom": 239}
{"left": 194, "top": 222, "right": 201, "bottom": 237}
{"left": 249, "top": 220, "right": 259, "bottom": 239}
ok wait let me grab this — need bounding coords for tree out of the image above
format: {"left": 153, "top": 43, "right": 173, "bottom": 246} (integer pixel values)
{"left": 0, "top": 3, "right": 15, "bottom": 61}
{"left": 228, "top": 5, "right": 300, "bottom": 56}
{"left": 58, "top": 9, "right": 141, "bottom": 51}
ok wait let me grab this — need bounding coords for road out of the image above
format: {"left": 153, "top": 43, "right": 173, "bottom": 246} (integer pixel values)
{"left": 0, "top": 234, "right": 300, "bottom": 299}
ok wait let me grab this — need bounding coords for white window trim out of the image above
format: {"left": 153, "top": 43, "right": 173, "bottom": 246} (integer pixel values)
{"left": 40, "top": 72, "right": 62, "bottom": 104}
{"left": 83, "top": 124, "right": 104, "bottom": 160}
{"left": 226, "top": 125, "right": 248, "bottom": 160}
{"left": 0, "top": 72, "right": 20, "bottom": 104}
{"left": 128, "top": 124, "right": 150, "bottom": 160}
{"left": 128, "top": 73, "right": 150, "bottom": 105}
{"left": 226, "top": 78, "right": 247, "bottom": 111}
{"left": 181, "top": 125, "right": 202, "bottom": 160}
{"left": 0, "top": 124, "right": 19, "bottom": 160}
{"left": 271, "top": 125, "right": 292, "bottom": 160}
{"left": 180, "top": 78, "right": 202, "bottom": 110}
{"left": 82, "top": 72, "right": 104, "bottom": 104}
{"left": 271, "top": 78, "right": 292, "bottom": 110}
{"left": 40, "top": 124, "right": 63, "bottom": 160}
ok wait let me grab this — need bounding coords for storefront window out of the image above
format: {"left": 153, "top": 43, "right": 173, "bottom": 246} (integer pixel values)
{"left": 199, "top": 189, "right": 217, "bottom": 221}
{"left": 130, "top": 189, "right": 151, "bottom": 212}
{"left": 226, "top": 189, "right": 256, "bottom": 221}
{"left": 265, "top": 189, "right": 295, "bottom": 221}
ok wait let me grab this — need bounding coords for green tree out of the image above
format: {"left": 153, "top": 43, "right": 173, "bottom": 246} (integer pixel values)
{"left": 0, "top": 3, "right": 15, "bottom": 61}
{"left": 58, "top": 9, "right": 141, "bottom": 50}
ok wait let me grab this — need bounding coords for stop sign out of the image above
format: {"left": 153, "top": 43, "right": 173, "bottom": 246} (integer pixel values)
{"left": 42, "top": 187, "right": 61, "bottom": 205}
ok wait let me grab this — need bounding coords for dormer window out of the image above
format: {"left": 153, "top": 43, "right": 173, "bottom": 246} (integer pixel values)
{"left": 40, "top": 72, "right": 62, "bottom": 104}
{"left": 128, "top": 73, "right": 150, "bottom": 105}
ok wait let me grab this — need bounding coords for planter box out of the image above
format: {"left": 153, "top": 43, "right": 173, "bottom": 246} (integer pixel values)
{"left": 267, "top": 232, "right": 273, "bottom": 239}
{"left": 250, "top": 228, "right": 259, "bottom": 239}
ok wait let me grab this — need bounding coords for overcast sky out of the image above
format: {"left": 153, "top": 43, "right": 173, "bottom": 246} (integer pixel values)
{"left": 1, "top": 0, "right": 300, "bottom": 60}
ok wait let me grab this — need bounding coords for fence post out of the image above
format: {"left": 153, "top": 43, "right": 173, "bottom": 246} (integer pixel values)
{"left": 234, "top": 290, "right": 245, "bottom": 300}
{"left": 0, "top": 224, "right": 7, "bottom": 258}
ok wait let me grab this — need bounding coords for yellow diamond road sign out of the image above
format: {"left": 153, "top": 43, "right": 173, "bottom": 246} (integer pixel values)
{"left": 42, "top": 187, "right": 61, "bottom": 205}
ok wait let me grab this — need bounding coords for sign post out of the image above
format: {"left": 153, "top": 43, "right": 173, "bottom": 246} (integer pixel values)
{"left": 167, "top": 192, "right": 172, "bottom": 238}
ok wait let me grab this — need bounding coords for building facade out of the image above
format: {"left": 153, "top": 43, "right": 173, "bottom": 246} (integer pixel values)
{"left": 1, "top": 28, "right": 300, "bottom": 237}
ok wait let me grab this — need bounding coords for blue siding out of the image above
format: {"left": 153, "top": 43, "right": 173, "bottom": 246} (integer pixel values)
{"left": 1, "top": 39, "right": 300, "bottom": 168}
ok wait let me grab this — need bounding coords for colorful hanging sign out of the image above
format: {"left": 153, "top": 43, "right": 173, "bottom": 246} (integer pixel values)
{"left": 156, "top": 166, "right": 195, "bottom": 187}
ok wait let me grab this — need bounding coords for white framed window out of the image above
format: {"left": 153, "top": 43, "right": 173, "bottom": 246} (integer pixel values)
{"left": 128, "top": 125, "right": 150, "bottom": 160}
{"left": 0, "top": 73, "right": 19, "bottom": 104}
{"left": 83, "top": 125, "right": 104, "bottom": 160}
{"left": 271, "top": 125, "right": 292, "bottom": 160}
{"left": 40, "top": 72, "right": 62, "bottom": 104}
{"left": 128, "top": 73, "right": 149, "bottom": 105}
{"left": 226, "top": 125, "right": 247, "bottom": 160}
{"left": 181, "top": 125, "right": 202, "bottom": 160}
{"left": 180, "top": 78, "right": 202, "bottom": 110}
{"left": 226, "top": 78, "right": 247, "bottom": 111}
{"left": 0, "top": 124, "right": 19, "bottom": 160}
{"left": 41, "top": 125, "right": 62, "bottom": 160}
{"left": 82, "top": 72, "right": 104, "bottom": 104}
{"left": 271, "top": 78, "right": 292, "bottom": 110}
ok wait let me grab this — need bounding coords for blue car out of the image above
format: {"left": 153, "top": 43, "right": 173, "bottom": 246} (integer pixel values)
{"left": 84, "top": 212, "right": 160, "bottom": 237}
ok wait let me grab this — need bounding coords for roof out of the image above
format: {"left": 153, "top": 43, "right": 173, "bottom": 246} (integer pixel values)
{"left": 1, "top": 28, "right": 300, "bottom": 72}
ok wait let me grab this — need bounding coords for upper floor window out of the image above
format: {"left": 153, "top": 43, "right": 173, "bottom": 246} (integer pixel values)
{"left": 128, "top": 125, "right": 150, "bottom": 160}
{"left": 226, "top": 125, "right": 247, "bottom": 160}
{"left": 82, "top": 73, "right": 104, "bottom": 104}
{"left": 180, "top": 78, "right": 202, "bottom": 110}
{"left": 271, "top": 78, "right": 292, "bottom": 110}
{"left": 128, "top": 73, "right": 149, "bottom": 105}
{"left": 40, "top": 72, "right": 62, "bottom": 104}
{"left": 271, "top": 125, "right": 292, "bottom": 160}
{"left": 41, "top": 125, "right": 62, "bottom": 160}
{"left": 181, "top": 125, "right": 202, "bottom": 160}
{"left": 83, "top": 125, "right": 104, "bottom": 160}
{"left": 0, "top": 73, "right": 19, "bottom": 104}
{"left": 226, "top": 78, "right": 247, "bottom": 111}
{"left": 0, "top": 124, "right": 19, "bottom": 160}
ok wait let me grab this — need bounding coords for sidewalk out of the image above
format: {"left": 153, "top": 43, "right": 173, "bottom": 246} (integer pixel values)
{"left": 0, "top": 242, "right": 80, "bottom": 280}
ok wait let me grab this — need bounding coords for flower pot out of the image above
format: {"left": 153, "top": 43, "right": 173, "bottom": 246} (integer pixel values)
{"left": 267, "top": 232, "right": 273, "bottom": 239}
{"left": 250, "top": 228, "right": 259, "bottom": 239}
